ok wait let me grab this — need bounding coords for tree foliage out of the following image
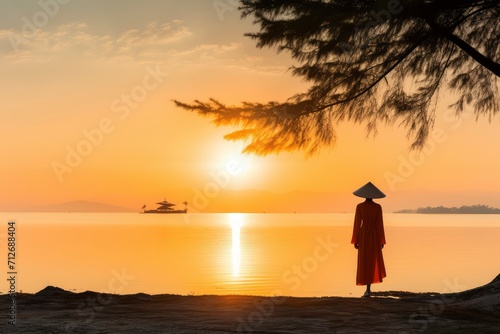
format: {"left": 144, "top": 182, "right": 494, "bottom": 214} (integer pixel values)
{"left": 175, "top": 0, "right": 499, "bottom": 155}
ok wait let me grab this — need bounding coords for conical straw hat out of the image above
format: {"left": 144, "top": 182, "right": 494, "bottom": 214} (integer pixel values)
{"left": 353, "top": 182, "right": 386, "bottom": 199}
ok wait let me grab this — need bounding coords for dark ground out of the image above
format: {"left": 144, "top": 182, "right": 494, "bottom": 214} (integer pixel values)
{"left": 1, "top": 274, "right": 499, "bottom": 333}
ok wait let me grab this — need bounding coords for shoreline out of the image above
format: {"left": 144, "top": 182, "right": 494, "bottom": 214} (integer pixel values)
{"left": 1, "top": 274, "right": 498, "bottom": 333}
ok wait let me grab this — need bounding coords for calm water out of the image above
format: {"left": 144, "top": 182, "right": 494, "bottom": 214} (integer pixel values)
{"left": 1, "top": 212, "right": 499, "bottom": 297}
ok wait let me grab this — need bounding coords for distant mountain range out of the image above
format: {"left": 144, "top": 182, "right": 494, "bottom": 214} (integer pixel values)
{"left": 30, "top": 201, "right": 136, "bottom": 213}
{"left": 395, "top": 205, "right": 500, "bottom": 214}
{"left": 182, "top": 188, "right": 500, "bottom": 214}
{"left": 183, "top": 189, "right": 358, "bottom": 213}
{"left": 5, "top": 189, "right": 500, "bottom": 213}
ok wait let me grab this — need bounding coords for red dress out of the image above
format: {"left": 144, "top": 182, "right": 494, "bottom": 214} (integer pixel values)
{"left": 351, "top": 201, "right": 387, "bottom": 285}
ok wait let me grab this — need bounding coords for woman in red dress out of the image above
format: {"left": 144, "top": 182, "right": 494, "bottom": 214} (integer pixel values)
{"left": 351, "top": 182, "right": 387, "bottom": 297}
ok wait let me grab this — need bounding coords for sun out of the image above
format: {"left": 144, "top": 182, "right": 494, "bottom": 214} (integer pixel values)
{"left": 210, "top": 141, "right": 259, "bottom": 187}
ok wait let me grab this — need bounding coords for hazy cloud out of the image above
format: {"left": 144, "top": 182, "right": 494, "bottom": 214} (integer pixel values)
{"left": 0, "top": 21, "right": 193, "bottom": 63}
{"left": 168, "top": 43, "right": 239, "bottom": 58}
{"left": 0, "top": 19, "right": 285, "bottom": 75}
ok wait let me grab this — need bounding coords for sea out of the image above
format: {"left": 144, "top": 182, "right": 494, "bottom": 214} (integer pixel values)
{"left": 1, "top": 212, "right": 499, "bottom": 297}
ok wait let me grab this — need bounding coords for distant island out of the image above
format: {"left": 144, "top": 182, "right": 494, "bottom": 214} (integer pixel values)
{"left": 29, "top": 200, "right": 136, "bottom": 213}
{"left": 395, "top": 204, "right": 500, "bottom": 214}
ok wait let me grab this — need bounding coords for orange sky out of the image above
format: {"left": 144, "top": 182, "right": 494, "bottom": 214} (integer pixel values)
{"left": 1, "top": 1, "right": 499, "bottom": 212}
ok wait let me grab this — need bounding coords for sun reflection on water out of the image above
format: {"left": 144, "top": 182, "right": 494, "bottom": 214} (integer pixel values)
{"left": 230, "top": 213, "right": 243, "bottom": 277}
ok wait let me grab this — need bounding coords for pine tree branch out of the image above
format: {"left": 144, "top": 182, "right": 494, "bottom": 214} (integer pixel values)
{"left": 424, "top": 17, "right": 500, "bottom": 77}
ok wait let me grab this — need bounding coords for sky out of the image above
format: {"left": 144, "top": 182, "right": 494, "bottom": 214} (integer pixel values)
{"left": 1, "top": 0, "right": 499, "bottom": 212}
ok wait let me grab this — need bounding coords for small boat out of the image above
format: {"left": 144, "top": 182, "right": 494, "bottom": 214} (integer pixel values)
{"left": 141, "top": 199, "right": 187, "bottom": 214}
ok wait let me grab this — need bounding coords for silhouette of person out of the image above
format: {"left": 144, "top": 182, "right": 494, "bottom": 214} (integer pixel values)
{"left": 351, "top": 182, "right": 387, "bottom": 297}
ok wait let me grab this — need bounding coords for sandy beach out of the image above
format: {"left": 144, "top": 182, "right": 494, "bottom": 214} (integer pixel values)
{"left": 1, "top": 274, "right": 498, "bottom": 333}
